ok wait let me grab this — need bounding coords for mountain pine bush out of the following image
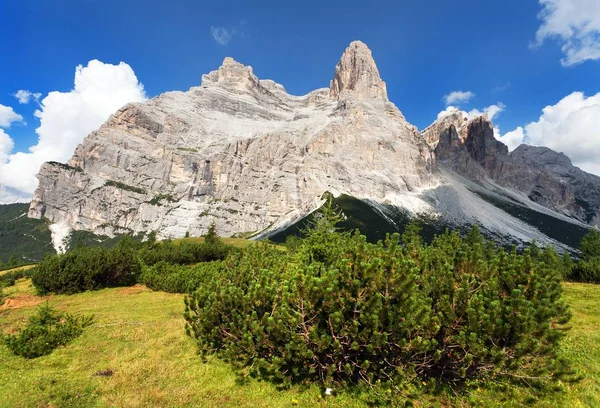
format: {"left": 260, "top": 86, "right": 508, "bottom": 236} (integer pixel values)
{"left": 4, "top": 303, "right": 93, "bottom": 358}
{"left": 140, "top": 261, "right": 223, "bottom": 293}
{"left": 184, "top": 202, "right": 571, "bottom": 387}
{"left": 572, "top": 229, "right": 600, "bottom": 283}
{"left": 137, "top": 238, "right": 230, "bottom": 266}
{"left": 31, "top": 243, "right": 141, "bottom": 295}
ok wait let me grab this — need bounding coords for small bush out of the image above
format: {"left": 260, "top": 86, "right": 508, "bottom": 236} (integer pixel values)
{"left": 572, "top": 258, "right": 600, "bottom": 284}
{"left": 31, "top": 244, "right": 141, "bottom": 295}
{"left": 185, "top": 204, "right": 571, "bottom": 388}
{"left": 4, "top": 303, "right": 93, "bottom": 358}
{"left": 0, "top": 268, "right": 27, "bottom": 288}
{"left": 140, "top": 261, "right": 223, "bottom": 293}
{"left": 104, "top": 180, "right": 146, "bottom": 194}
{"left": 571, "top": 229, "right": 600, "bottom": 283}
{"left": 138, "top": 239, "right": 231, "bottom": 267}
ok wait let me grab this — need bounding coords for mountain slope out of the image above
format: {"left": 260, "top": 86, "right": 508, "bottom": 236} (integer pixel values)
{"left": 0, "top": 203, "right": 54, "bottom": 263}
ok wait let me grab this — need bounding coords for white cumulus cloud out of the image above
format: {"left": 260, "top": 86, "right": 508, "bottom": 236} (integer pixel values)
{"left": 0, "top": 59, "right": 146, "bottom": 203}
{"left": 443, "top": 90, "right": 475, "bottom": 106}
{"left": 0, "top": 129, "right": 14, "bottom": 161}
{"left": 14, "top": 90, "right": 42, "bottom": 105}
{"left": 534, "top": 0, "right": 600, "bottom": 66}
{"left": 496, "top": 127, "right": 526, "bottom": 151}
{"left": 466, "top": 103, "right": 505, "bottom": 121}
{"left": 437, "top": 103, "right": 505, "bottom": 122}
{"left": 0, "top": 104, "right": 23, "bottom": 128}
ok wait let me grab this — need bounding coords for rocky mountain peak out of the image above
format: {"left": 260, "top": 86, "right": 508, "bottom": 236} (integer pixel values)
{"left": 329, "top": 41, "right": 388, "bottom": 101}
{"left": 201, "top": 57, "right": 258, "bottom": 88}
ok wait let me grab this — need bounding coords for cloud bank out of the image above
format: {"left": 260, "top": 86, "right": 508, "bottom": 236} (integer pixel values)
{"left": 534, "top": 0, "right": 600, "bottom": 66}
{"left": 0, "top": 60, "right": 146, "bottom": 203}
{"left": 0, "top": 104, "right": 23, "bottom": 128}
{"left": 437, "top": 103, "right": 505, "bottom": 121}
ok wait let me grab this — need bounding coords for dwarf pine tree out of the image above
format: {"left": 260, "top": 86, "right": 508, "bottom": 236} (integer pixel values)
{"left": 572, "top": 229, "right": 600, "bottom": 283}
{"left": 184, "top": 206, "right": 571, "bottom": 387}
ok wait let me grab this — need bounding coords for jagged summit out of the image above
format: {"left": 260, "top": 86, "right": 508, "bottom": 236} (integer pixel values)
{"left": 329, "top": 41, "right": 388, "bottom": 101}
{"left": 201, "top": 56, "right": 259, "bottom": 88}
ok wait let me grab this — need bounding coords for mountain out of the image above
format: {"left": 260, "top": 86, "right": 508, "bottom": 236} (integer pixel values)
{"left": 28, "top": 41, "right": 597, "bottom": 252}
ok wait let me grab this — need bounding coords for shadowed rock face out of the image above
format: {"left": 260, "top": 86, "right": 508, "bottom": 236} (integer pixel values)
{"left": 28, "top": 40, "right": 599, "bottom": 250}
{"left": 431, "top": 114, "right": 600, "bottom": 227}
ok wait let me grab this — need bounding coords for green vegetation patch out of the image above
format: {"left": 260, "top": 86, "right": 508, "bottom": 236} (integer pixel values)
{"left": 141, "top": 261, "right": 223, "bottom": 293}
{"left": 571, "top": 229, "right": 600, "bottom": 283}
{"left": 0, "top": 203, "right": 55, "bottom": 264}
{"left": 0, "top": 277, "right": 599, "bottom": 406}
{"left": 4, "top": 303, "right": 93, "bottom": 358}
{"left": 148, "top": 193, "right": 178, "bottom": 206}
{"left": 47, "top": 161, "right": 83, "bottom": 173}
{"left": 31, "top": 242, "right": 142, "bottom": 295}
{"left": 104, "top": 180, "right": 146, "bottom": 195}
{"left": 185, "top": 202, "right": 572, "bottom": 389}
{"left": 176, "top": 147, "right": 199, "bottom": 153}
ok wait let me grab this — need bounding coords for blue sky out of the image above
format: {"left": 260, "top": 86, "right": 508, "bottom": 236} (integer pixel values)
{"left": 0, "top": 0, "right": 599, "bottom": 201}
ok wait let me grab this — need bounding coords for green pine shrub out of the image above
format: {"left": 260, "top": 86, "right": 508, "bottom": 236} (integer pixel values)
{"left": 4, "top": 303, "right": 93, "bottom": 358}
{"left": 140, "top": 261, "right": 223, "bottom": 293}
{"left": 138, "top": 240, "right": 231, "bottom": 266}
{"left": 184, "top": 204, "right": 571, "bottom": 388}
{"left": 571, "top": 229, "right": 600, "bottom": 283}
{"left": 31, "top": 244, "right": 141, "bottom": 295}
{"left": 0, "top": 268, "right": 27, "bottom": 288}
{"left": 572, "top": 258, "right": 600, "bottom": 283}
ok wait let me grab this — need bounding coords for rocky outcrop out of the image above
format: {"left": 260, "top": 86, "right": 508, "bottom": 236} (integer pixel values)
{"left": 329, "top": 41, "right": 388, "bottom": 101}
{"left": 428, "top": 114, "right": 600, "bottom": 227}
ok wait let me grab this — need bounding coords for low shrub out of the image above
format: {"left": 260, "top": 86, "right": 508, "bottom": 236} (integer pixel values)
{"left": 138, "top": 239, "right": 231, "bottom": 267}
{"left": 4, "top": 303, "right": 93, "bottom": 358}
{"left": 141, "top": 261, "right": 223, "bottom": 293}
{"left": 31, "top": 244, "right": 141, "bottom": 295}
{"left": 0, "top": 268, "right": 28, "bottom": 288}
{"left": 185, "top": 204, "right": 571, "bottom": 388}
{"left": 571, "top": 258, "right": 600, "bottom": 284}
{"left": 569, "top": 229, "right": 600, "bottom": 283}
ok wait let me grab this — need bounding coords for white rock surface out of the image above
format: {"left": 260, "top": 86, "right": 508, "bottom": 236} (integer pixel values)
{"left": 29, "top": 41, "right": 434, "bottom": 239}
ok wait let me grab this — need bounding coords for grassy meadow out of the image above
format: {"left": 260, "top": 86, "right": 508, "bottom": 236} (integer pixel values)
{"left": 0, "top": 274, "right": 599, "bottom": 407}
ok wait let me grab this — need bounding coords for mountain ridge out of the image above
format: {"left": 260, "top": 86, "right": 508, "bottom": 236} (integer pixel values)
{"left": 27, "top": 40, "right": 598, "bottom": 252}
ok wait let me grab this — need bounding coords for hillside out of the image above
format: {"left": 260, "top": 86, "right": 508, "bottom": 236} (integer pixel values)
{"left": 0, "top": 278, "right": 598, "bottom": 407}
{"left": 0, "top": 203, "right": 141, "bottom": 263}
{"left": 0, "top": 204, "right": 54, "bottom": 264}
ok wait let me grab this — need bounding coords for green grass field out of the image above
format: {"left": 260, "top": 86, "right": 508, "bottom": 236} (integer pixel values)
{"left": 0, "top": 279, "right": 598, "bottom": 407}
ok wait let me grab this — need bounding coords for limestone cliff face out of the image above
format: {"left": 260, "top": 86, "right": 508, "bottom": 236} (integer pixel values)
{"left": 29, "top": 41, "right": 434, "bottom": 239}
